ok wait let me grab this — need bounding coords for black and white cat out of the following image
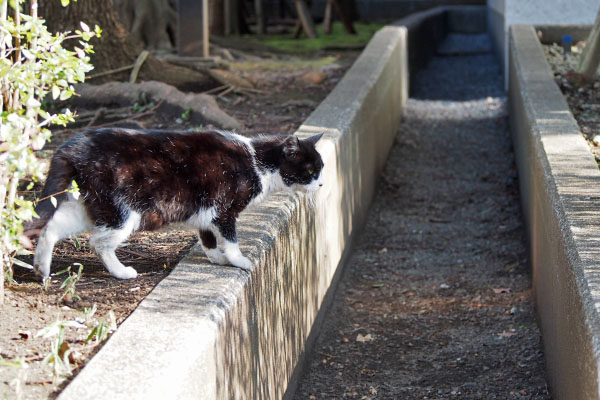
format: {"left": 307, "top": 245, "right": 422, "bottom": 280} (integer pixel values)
{"left": 25, "top": 128, "right": 324, "bottom": 280}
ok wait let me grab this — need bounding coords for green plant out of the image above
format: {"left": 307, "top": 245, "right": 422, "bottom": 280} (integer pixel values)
{"left": 55, "top": 262, "right": 83, "bottom": 303}
{"left": 36, "top": 319, "right": 75, "bottom": 380}
{"left": 176, "top": 108, "right": 191, "bottom": 124}
{"left": 85, "top": 309, "right": 116, "bottom": 344}
{"left": 0, "top": 0, "right": 100, "bottom": 302}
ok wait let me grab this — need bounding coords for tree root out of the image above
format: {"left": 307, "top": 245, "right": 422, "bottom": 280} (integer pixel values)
{"left": 73, "top": 81, "right": 242, "bottom": 130}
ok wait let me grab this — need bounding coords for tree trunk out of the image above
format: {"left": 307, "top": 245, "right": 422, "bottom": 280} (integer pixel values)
{"left": 577, "top": 8, "right": 600, "bottom": 80}
{"left": 39, "top": 0, "right": 216, "bottom": 91}
{"left": 209, "top": 0, "right": 224, "bottom": 35}
{"left": 255, "top": 0, "right": 266, "bottom": 35}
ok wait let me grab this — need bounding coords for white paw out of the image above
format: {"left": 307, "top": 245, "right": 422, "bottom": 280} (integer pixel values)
{"left": 230, "top": 256, "right": 252, "bottom": 272}
{"left": 204, "top": 248, "right": 228, "bottom": 265}
{"left": 112, "top": 266, "right": 138, "bottom": 280}
{"left": 34, "top": 263, "right": 50, "bottom": 281}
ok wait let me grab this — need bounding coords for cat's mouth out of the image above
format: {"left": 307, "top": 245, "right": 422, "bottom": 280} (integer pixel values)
{"left": 295, "top": 179, "right": 323, "bottom": 193}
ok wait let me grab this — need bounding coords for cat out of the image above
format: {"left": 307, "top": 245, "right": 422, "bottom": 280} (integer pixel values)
{"left": 24, "top": 128, "right": 324, "bottom": 280}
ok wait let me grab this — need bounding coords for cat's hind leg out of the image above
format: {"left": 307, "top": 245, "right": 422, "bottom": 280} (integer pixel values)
{"left": 199, "top": 230, "right": 228, "bottom": 265}
{"left": 214, "top": 217, "right": 252, "bottom": 272}
{"left": 89, "top": 211, "right": 141, "bottom": 279}
{"left": 34, "top": 198, "right": 93, "bottom": 280}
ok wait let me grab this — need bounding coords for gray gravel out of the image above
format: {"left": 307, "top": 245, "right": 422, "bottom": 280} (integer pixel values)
{"left": 293, "top": 34, "right": 551, "bottom": 399}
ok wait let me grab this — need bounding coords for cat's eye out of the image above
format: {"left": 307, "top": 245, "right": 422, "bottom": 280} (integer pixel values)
{"left": 307, "top": 168, "right": 314, "bottom": 175}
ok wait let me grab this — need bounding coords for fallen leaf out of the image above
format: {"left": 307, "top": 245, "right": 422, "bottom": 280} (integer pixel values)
{"left": 378, "top": 247, "right": 388, "bottom": 254}
{"left": 492, "top": 288, "right": 511, "bottom": 294}
{"left": 356, "top": 333, "right": 374, "bottom": 343}
{"left": 498, "top": 331, "right": 518, "bottom": 338}
{"left": 301, "top": 70, "right": 327, "bottom": 85}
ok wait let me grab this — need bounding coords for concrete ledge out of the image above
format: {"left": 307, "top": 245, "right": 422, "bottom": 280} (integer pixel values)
{"left": 57, "top": 7, "right": 471, "bottom": 400}
{"left": 509, "top": 25, "right": 600, "bottom": 399}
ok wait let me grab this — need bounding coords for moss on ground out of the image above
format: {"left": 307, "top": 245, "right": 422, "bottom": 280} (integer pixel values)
{"left": 250, "top": 22, "right": 384, "bottom": 53}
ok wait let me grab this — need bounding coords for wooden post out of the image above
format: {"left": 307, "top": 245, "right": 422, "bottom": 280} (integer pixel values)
{"left": 323, "top": 0, "right": 356, "bottom": 35}
{"left": 203, "top": 0, "right": 210, "bottom": 57}
{"left": 224, "top": 0, "right": 240, "bottom": 35}
{"left": 323, "top": 0, "right": 333, "bottom": 34}
{"left": 255, "top": 0, "right": 265, "bottom": 35}
{"left": 295, "top": 0, "right": 317, "bottom": 39}
{"left": 334, "top": 0, "right": 356, "bottom": 34}
{"left": 577, "top": 8, "right": 600, "bottom": 80}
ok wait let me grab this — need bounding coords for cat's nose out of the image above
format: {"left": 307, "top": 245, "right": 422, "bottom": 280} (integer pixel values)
{"left": 319, "top": 183, "right": 323, "bottom": 187}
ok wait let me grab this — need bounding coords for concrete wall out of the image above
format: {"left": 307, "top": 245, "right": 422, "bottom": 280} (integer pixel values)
{"left": 509, "top": 24, "right": 600, "bottom": 400}
{"left": 488, "top": 0, "right": 600, "bottom": 88}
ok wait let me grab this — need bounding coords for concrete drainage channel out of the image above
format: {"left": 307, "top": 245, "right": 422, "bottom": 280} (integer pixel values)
{"left": 509, "top": 25, "right": 600, "bottom": 399}
{"left": 54, "top": 6, "right": 519, "bottom": 399}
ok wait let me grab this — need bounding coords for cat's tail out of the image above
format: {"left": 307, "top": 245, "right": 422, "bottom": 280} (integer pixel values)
{"left": 23, "top": 154, "right": 76, "bottom": 241}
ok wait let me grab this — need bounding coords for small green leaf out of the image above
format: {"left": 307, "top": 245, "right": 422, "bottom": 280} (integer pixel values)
{"left": 50, "top": 196, "right": 57, "bottom": 208}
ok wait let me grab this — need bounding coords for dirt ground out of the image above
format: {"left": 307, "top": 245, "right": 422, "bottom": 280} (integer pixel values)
{"left": 0, "top": 49, "right": 354, "bottom": 399}
{"left": 293, "top": 34, "right": 551, "bottom": 399}
{"left": 543, "top": 42, "right": 600, "bottom": 165}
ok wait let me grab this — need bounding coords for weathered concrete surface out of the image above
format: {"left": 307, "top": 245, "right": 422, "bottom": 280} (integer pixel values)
{"left": 509, "top": 25, "right": 600, "bottom": 400}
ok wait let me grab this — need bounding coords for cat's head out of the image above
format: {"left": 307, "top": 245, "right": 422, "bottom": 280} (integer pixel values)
{"left": 279, "top": 133, "right": 324, "bottom": 192}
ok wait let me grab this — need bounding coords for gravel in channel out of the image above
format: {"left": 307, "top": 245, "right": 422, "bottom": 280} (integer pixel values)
{"left": 293, "top": 34, "right": 551, "bottom": 400}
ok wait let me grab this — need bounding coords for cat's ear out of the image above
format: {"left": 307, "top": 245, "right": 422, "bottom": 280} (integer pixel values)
{"left": 304, "top": 132, "right": 324, "bottom": 146}
{"left": 283, "top": 136, "right": 300, "bottom": 159}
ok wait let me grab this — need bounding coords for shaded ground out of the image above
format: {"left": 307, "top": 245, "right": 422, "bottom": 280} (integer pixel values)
{"left": 294, "top": 34, "right": 551, "bottom": 399}
{"left": 0, "top": 50, "right": 355, "bottom": 399}
{"left": 543, "top": 42, "right": 600, "bottom": 167}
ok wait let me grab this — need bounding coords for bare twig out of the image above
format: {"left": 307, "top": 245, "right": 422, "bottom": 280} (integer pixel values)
{"left": 129, "top": 50, "right": 150, "bottom": 84}
{"left": 85, "top": 107, "right": 106, "bottom": 128}
{"left": 87, "top": 65, "right": 134, "bottom": 80}
{"left": 201, "top": 84, "right": 229, "bottom": 95}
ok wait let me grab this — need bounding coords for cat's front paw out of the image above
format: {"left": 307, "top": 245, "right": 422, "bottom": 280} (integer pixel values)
{"left": 33, "top": 263, "right": 50, "bottom": 282}
{"left": 230, "top": 256, "right": 252, "bottom": 272}
{"left": 204, "top": 248, "right": 228, "bottom": 265}
{"left": 112, "top": 266, "right": 138, "bottom": 280}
